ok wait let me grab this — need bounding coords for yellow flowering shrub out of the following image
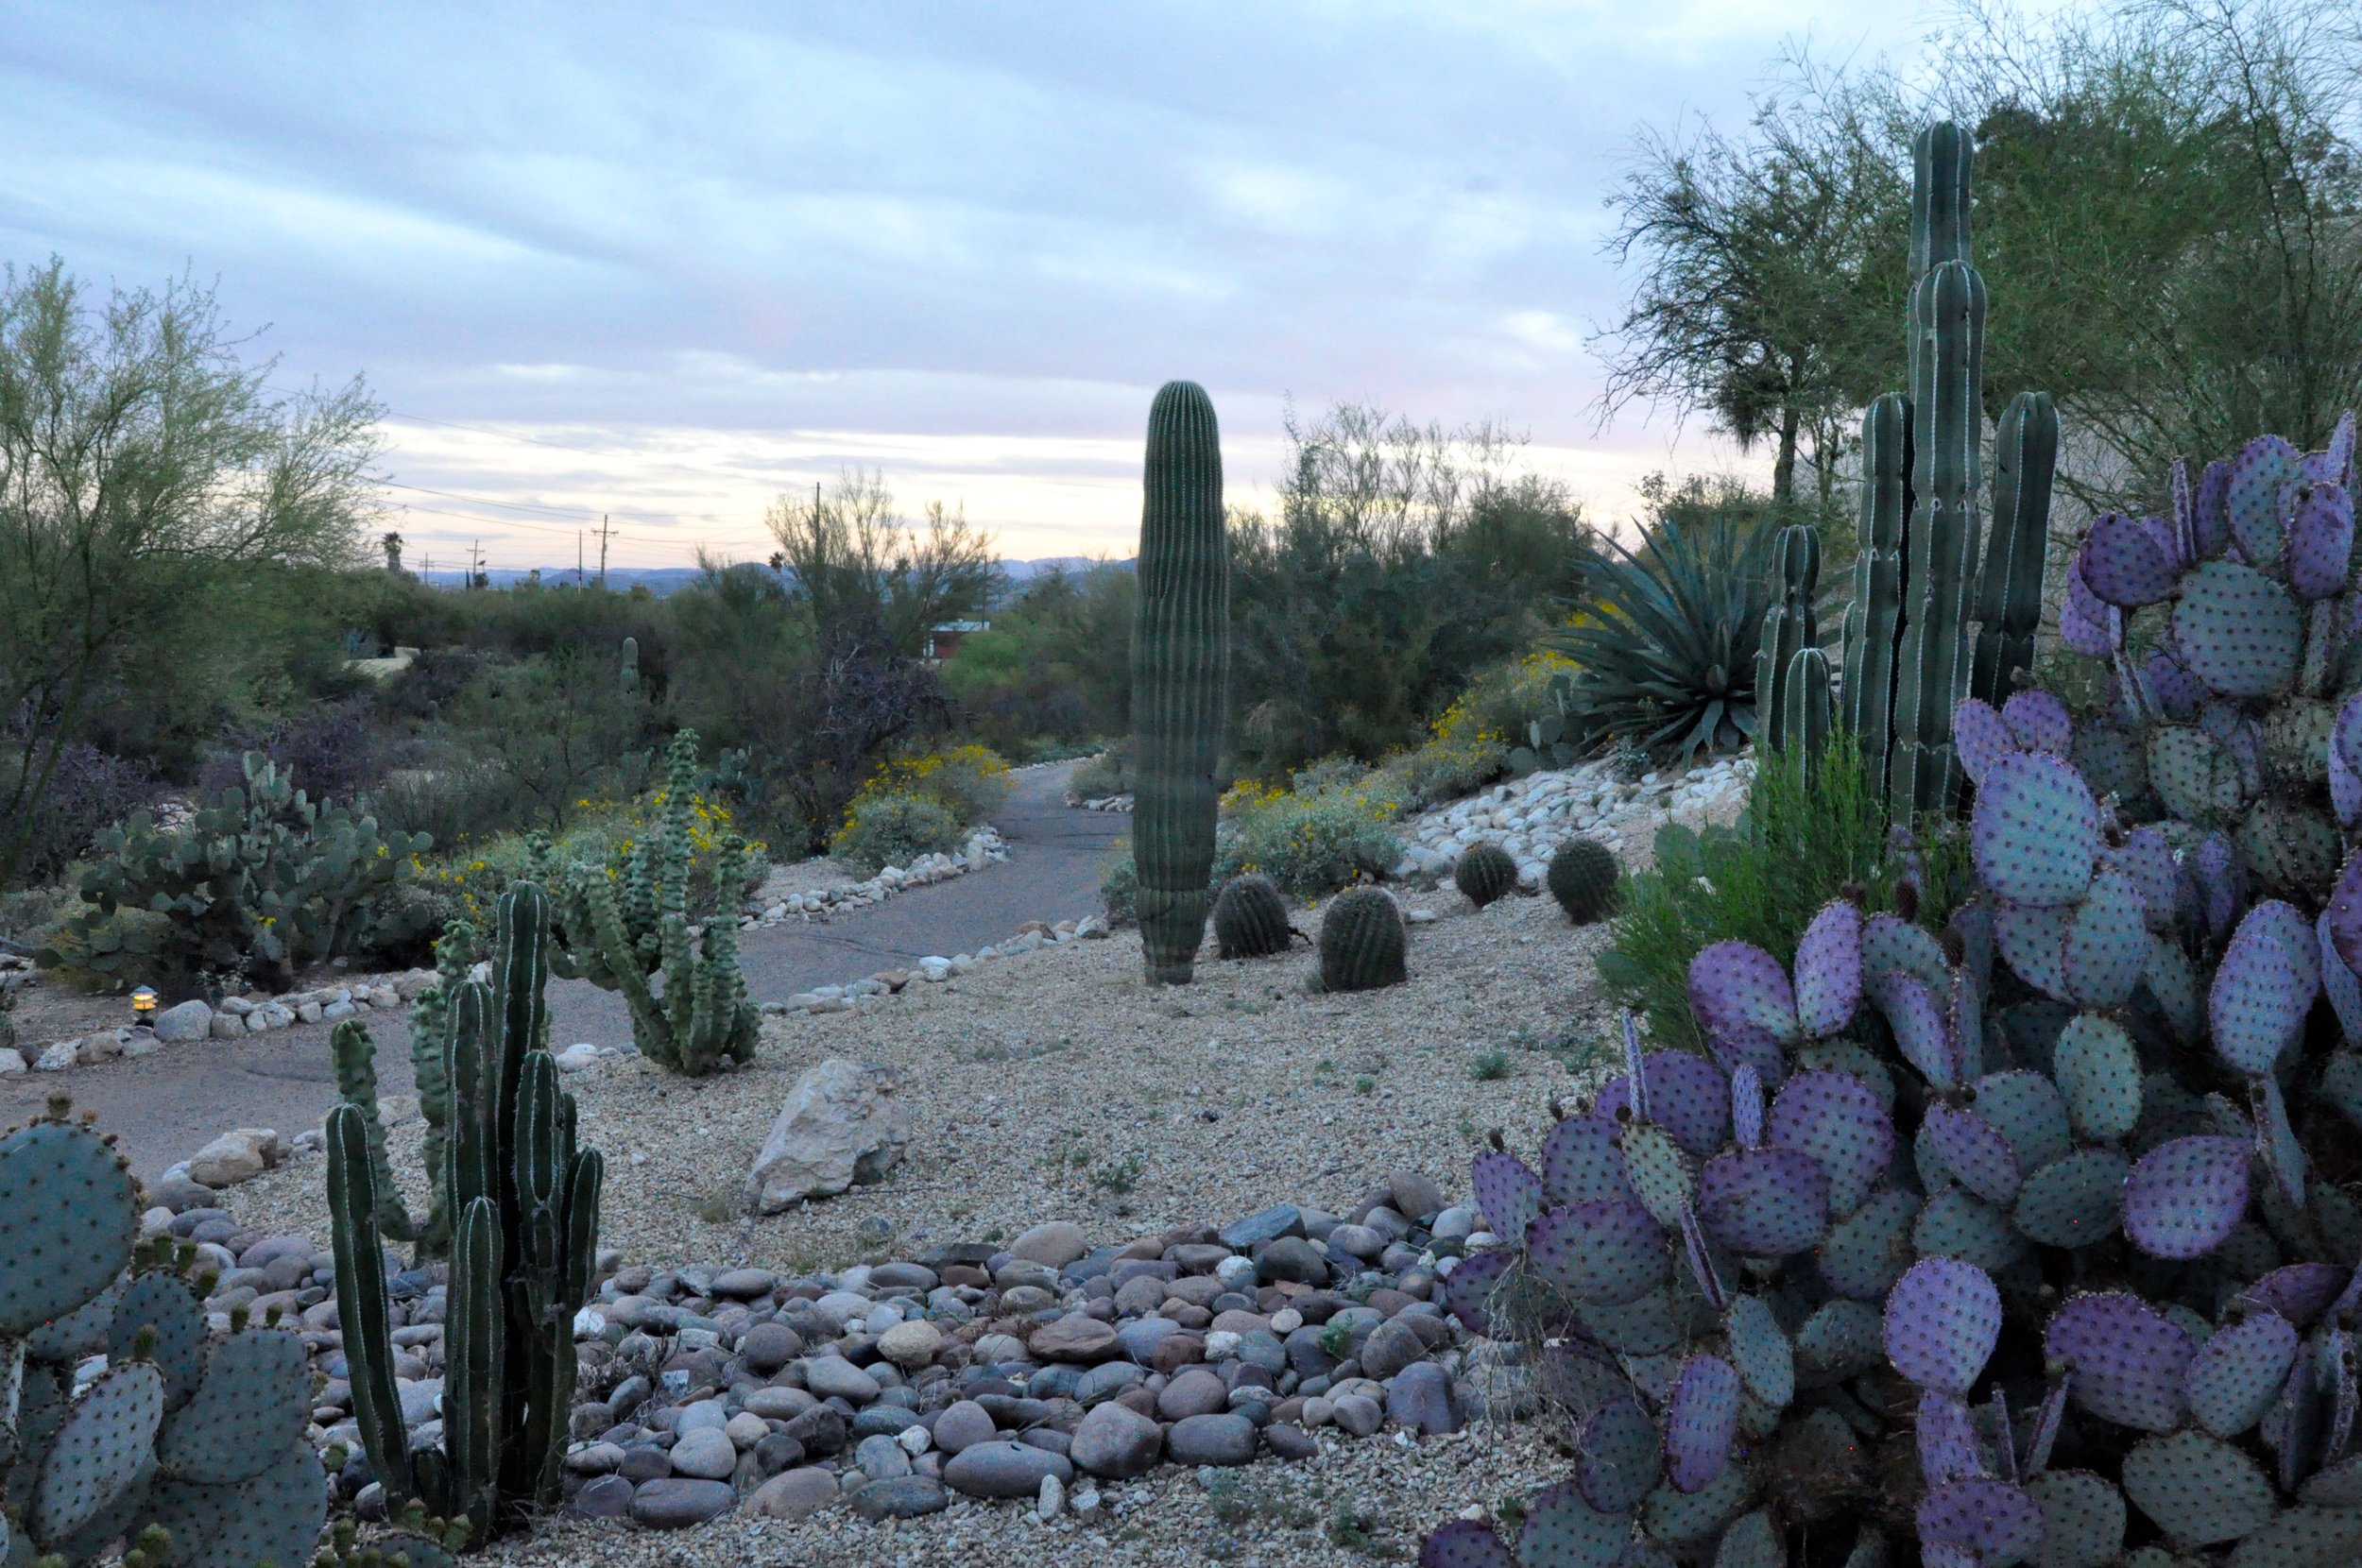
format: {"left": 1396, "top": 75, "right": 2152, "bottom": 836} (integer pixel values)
{"left": 1213, "top": 770, "right": 1405, "bottom": 897}
{"left": 848, "top": 743, "right": 1011, "bottom": 828}
{"left": 417, "top": 786, "right": 762, "bottom": 926}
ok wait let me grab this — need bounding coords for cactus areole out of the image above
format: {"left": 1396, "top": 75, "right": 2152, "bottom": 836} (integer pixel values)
{"left": 1131, "top": 381, "right": 1230, "bottom": 984}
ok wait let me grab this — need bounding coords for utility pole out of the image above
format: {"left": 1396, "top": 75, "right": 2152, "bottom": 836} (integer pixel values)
{"left": 577, "top": 531, "right": 585, "bottom": 587}
{"left": 594, "top": 514, "right": 616, "bottom": 588}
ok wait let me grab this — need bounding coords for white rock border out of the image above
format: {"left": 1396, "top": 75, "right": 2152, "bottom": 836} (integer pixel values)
{"left": 739, "top": 828, "right": 1008, "bottom": 929}
{"left": 1394, "top": 751, "right": 1754, "bottom": 888}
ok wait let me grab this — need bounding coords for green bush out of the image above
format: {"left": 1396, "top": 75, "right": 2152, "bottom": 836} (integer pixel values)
{"left": 1213, "top": 776, "right": 1405, "bottom": 899}
{"left": 1597, "top": 740, "right": 1964, "bottom": 1048}
{"left": 1099, "top": 851, "right": 1138, "bottom": 927}
{"left": 831, "top": 791, "right": 963, "bottom": 875}
{"left": 1070, "top": 743, "right": 1133, "bottom": 799}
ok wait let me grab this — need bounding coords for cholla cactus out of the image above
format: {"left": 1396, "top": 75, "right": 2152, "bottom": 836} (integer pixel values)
{"left": 1428, "top": 415, "right": 2362, "bottom": 1568}
{"left": 0, "top": 1098, "right": 324, "bottom": 1568}
{"left": 554, "top": 730, "right": 759, "bottom": 1075}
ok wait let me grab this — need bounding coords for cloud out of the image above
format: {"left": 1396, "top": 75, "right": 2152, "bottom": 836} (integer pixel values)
{"left": 0, "top": 0, "right": 1959, "bottom": 561}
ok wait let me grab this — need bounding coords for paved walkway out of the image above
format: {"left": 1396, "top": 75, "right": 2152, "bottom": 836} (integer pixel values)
{"left": 6, "top": 764, "right": 1126, "bottom": 1180}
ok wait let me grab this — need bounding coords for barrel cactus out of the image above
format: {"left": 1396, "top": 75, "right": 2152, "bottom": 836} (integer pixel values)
{"left": 1429, "top": 415, "right": 2362, "bottom": 1567}
{"left": 1131, "top": 381, "right": 1230, "bottom": 984}
{"left": 1547, "top": 838, "right": 1619, "bottom": 925}
{"left": 330, "top": 880, "right": 604, "bottom": 1542}
{"left": 1318, "top": 887, "right": 1406, "bottom": 992}
{"left": 1211, "top": 873, "right": 1293, "bottom": 959}
{"left": 1455, "top": 843, "right": 1519, "bottom": 909}
{"left": 0, "top": 1097, "right": 324, "bottom": 1568}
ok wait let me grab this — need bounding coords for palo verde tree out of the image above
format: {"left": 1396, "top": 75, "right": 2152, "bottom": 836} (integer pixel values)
{"left": 0, "top": 257, "right": 383, "bottom": 883}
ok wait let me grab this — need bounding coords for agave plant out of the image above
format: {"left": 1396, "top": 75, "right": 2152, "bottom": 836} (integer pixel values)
{"left": 1428, "top": 415, "right": 2362, "bottom": 1568}
{"left": 1549, "top": 508, "right": 1778, "bottom": 762}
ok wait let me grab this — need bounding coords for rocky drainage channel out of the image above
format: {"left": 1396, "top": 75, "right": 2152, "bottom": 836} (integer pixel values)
{"left": 136, "top": 1171, "right": 1509, "bottom": 1535}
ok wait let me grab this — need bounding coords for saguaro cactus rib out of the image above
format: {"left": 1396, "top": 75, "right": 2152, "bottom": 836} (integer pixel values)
{"left": 1131, "top": 381, "right": 1230, "bottom": 984}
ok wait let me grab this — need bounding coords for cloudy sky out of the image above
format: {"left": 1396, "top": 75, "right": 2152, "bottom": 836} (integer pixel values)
{"left": 3, "top": 3, "right": 1983, "bottom": 570}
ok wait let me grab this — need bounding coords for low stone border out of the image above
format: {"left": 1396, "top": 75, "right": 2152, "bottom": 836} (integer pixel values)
{"left": 1066, "top": 793, "right": 1133, "bottom": 812}
{"left": 740, "top": 829, "right": 1008, "bottom": 930}
{"left": 6, "top": 968, "right": 437, "bottom": 1076}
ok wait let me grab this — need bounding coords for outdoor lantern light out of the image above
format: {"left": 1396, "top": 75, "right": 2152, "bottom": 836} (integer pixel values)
{"left": 130, "top": 986, "right": 158, "bottom": 1025}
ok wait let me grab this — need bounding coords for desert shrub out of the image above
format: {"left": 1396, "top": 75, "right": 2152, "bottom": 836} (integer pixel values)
{"left": 3, "top": 737, "right": 161, "bottom": 887}
{"left": 742, "top": 620, "right": 957, "bottom": 856}
{"left": 1070, "top": 742, "right": 1133, "bottom": 799}
{"left": 198, "top": 692, "right": 388, "bottom": 805}
{"left": 937, "top": 564, "right": 1135, "bottom": 753}
{"left": 1212, "top": 775, "right": 1406, "bottom": 898}
{"left": 377, "top": 647, "right": 486, "bottom": 721}
{"left": 1597, "top": 741, "right": 1962, "bottom": 1048}
{"left": 1098, "top": 851, "right": 1138, "bottom": 927}
{"left": 858, "top": 743, "right": 1010, "bottom": 827}
{"left": 443, "top": 649, "right": 657, "bottom": 831}
{"left": 362, "top": 757, "right": 534, "bottom": 852}
{"left": 830, "top": 791, "right": 963, "bottom": 875}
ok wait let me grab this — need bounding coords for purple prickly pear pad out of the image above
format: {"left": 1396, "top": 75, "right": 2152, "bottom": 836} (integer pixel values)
{"left": 1954, "top": 699, "right": 2015, "bottom": 787}
{"left": 2122, "top": 1134, "right": 2251, "bottom": 1260}
{"left": 1524, "top": 1200, "right": 1669, "bottom": 1306}
{"left": 2288, "top": 482, "right": 2354, "bottom": 601}
{"left": 1663, "top": 1354, "right": 1740, "bottom": 1493}
{"left": 2194, "top": 456, "right": 2234, "bottom": 557}
{"left": 1766, "top": 1069, "right": 1893, "bottom": 1219}
{"left": 2080, "top": 513, "right": 2180, "bottom": 607}
{"left": 1575, "top": 1396, "right": 1662, "bottom": 1514}
{"left": 1622, "top": 1013, "right": 1648, "bottom": 1120}
{"left": 1872, "top": 968, "right": 1959, "bottom": 1090}
{"left": 2141, "top": 644, "right": 2205, "bottom": 720}
{"left": 2105, "top": 828, "right": 2180, "bottom": 931}
{"left": 1698, "top": 1146, "right": 1829, "bottom": 1257}
{"left": 1793, "top": 898, "right": 1863, "bottom": 1039}
{"left": 1915, "top": 1388, "right": 1988, "bottom": 1487}
{"left": 2333, "top": 695, "right": 2362, "bottom": 827}
{"left": 1441, "top": 1247, "right": 1514, "bottom": 1336}
{"left": 1686, "top": 940, "right": 1797, "bottom": 1069}
{"left": 1541, "top": 1115, "right": 1641, "bottom": 1208}
{"left": 2234, "top": 1262, "right": 2351, "bottom": 1328}
{"left": 2329, "top": 852, "right": 2362, "bottom": 980}
{"left": 2209, "top": 900, "right": 2319, "bottom": 1076}
{"left": 2186, "top": 1307, "right": 2301, "bottom": 1440}
{"left": 1921, "top": 1103, "right": 2023, "bottom": 1208}
{"left": 1471, "top": 1150, "right": 1544, "bottom": 1239}
{"left": 1416, "top": 1521, "right": 1514, "bottom": 1568}
{"left": 2044, "top": 1291, "right": 2194, "bottom": 1432}
{"left": 1916, "top": 1479, "right": 2045, "bottom": 1561}
{"left": 2061, "top": 556, "right": 2123, "bottom": 657}
{"left": 2001, "top": 690, "right": 2072, "bottom": 755}
{"left": 1884, "top": 1256, "right": 2001, "bottom": 1396}
{"left": 1970, "top": 752, "right": 2100, "bottom": 909}
{"left": 1730, "top": 1065, "right": 1765, "bottom": 1150}
{"left": 1593, "top": 1050, "right": 1729, "bottom": 1158}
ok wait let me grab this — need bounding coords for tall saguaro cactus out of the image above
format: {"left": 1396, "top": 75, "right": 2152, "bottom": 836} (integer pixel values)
{"left": 1841, "top": 122, "right": 2056, "bottom": 818}
{"left": 1131, "top": 381, "right": 1230, "bottom": 984}
{"left": 330, "top": 880, "right": 604, "bottom": 1542}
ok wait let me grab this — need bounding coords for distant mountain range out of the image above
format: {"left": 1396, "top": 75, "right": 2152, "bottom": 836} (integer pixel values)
{"left": 407, "top": 556, "right": 1127, "bottom": 597}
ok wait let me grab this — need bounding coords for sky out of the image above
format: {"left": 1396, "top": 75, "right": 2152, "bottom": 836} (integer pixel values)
{"left": 1, "top": 2, "right": 1992, "bottom": 571}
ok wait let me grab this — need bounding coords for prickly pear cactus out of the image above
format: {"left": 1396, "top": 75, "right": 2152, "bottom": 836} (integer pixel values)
{"left": 1210, "top": 874, "right": 1293, "bottom": 959}
{"left": 1454, "top": 843, "right": 1519, "bottom": 909}
{"left": 1431, "top": 410, "right": 2362, "bottom": 1567}
{"left": 1317, "top": 887, "right": 1406, "bottom": 992}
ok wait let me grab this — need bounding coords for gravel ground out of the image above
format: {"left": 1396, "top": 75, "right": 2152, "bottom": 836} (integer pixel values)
{"left": 225, "top": 887, "right": 1624, "bottom": 1269}
{"left": 217, "top": 886, "right": 1620, "bottom": 1564}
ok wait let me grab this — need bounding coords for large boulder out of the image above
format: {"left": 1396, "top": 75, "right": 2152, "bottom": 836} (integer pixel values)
{"left": 187, "top": 1127, "right": 283, "bottom": 1188}
{"left": 750, "top": 1060, "right": 910, "bottom": 1211}
{"left": 151, "top": 1000, "right": 213, "bottom": 1044}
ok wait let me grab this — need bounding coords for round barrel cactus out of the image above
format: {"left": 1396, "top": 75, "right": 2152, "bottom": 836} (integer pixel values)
{"left": 1431, "top": 410, "right": 2362, "bottom": 1568}
{"left": 1454, "top": 843, "right": 1518, "bottom": 909}
{"left": 1211, "top": 873, "right": 1292, "bottom": 959}
{"left": 1547, "top": 838, "right": 1619, "bottom": 925}
{"left": 1318, "top": 886, "right": 1406, "bottom": 992}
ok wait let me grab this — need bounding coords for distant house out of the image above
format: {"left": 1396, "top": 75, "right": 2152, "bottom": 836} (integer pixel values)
{"left": 926, "top": 621, "right": 990, "bottom": 661}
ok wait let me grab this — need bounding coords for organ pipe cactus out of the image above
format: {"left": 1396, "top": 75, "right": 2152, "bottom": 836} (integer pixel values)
{"left": 331, "top": 1018, "right": 415, "bottom": 1243}
{"left": 1840, "top": 122, "right": 2056, "bottom": 819}
{"left": 330, "top": 880, "right": 604, "bottom": 1543}
{"left": 0, "top": 1097, "right": 323, "bottom": 1568}
{"left": 1131, "top": 381, "right": 1230, "bottom": 984}
{"left": 1429, "top": 414, "right": 2362, "bottom": 1567}
{"left": 1756, "top": 522, "right": 1821, "bottom": 755}
{"left": 555, "top": 729, "right": 760, "bottom": 1075}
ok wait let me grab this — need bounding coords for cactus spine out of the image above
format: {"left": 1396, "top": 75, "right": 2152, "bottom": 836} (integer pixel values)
{"left": 557, "top": 730, "right": 759, "bottom": 1074}
{"left": 329, "top": 880, "right": 603, "bottom": 1542}
{"left": 1131, "top": 381, "right": 1230, "bottom": 984}
{"left": 1840, "top": 122, "right": 2054, "bottom": 818}
{"left": 1757, "top": 523, "right": 1822, "bottom": 754}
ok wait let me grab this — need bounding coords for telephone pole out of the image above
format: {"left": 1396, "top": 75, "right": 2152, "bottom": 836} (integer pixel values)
{"left": 594, "top": 514, "right": 617, "bottom": 588}
{"left": 577, "top": 531, "right": 585, "bottom": 587}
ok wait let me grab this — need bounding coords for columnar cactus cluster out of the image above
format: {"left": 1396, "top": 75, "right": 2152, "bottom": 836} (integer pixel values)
{"left": 1131, "top": 380, "right": 1231, "bottom": 984}
{"left": 0, "top": 1097, "right": 325, "bottom": 1568}
{"left": 555, "top": 730, "right": 759, "bottom": 1075}
{"left": 330, "top": 880, "right": 604, "bottom": 1543}
{"left": 1758, "top": 522, "right": 1828, "bottom": 758}
{"left": 1840, "top": 123, "right": 2057, "bottom": 820}
{"left": 1426, "top": 417, "right": 2362, "bottom": 1566}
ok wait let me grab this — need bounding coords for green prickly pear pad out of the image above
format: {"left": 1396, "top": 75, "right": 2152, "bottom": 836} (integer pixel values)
{"left": 33, "top": 1360, "right": 164, "bottom": 1542}
{"left": 29, "top": 1287, "right": 117, "bottom": 1365}
{"left": 111, "top": 1270, "right": 208, "bottom": 1407}
{"left": 156, "top": 1329, "right": 312, "bottom": 1484}
{"left": 143, "top": 1440, "right": 328, "bottom": 1568}
{"left": 0, "top": 1117, "right": 138, "bottom": 1337}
